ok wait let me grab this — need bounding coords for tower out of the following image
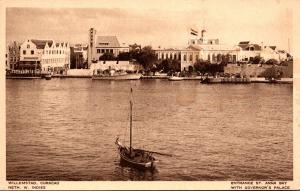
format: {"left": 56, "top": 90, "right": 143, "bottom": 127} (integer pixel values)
{"left": 88, "top": 27, "right": 96, "bottom": 68}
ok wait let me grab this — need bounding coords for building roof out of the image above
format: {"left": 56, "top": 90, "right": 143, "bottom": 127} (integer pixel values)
{"left": 239, "top": 41, "right": 250, "bottom": 45}
{"left": 187, "top": 45, "right": 203, "bottom": 51}
{"left": 31, "top": 39, "right": 53, "bottom": 49}
{"left": 238, "top": 43, "right": 261, "bottom": 51}
{"left": 269, "top": 46, "right": 276, "bottom": 50}
{"left": 96, "top": 36, "right": 120, "bottom": 47}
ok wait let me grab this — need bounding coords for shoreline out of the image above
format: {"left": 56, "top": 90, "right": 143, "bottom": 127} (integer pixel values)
{"left": 5, "top": 74, "right": 293, "bottom": 84}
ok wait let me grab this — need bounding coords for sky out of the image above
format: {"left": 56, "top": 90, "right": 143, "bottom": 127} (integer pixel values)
{"left": 5, "top": 0, "right": 294, "bottom": 51}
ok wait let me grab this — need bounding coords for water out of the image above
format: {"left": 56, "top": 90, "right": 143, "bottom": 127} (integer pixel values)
{"left": 6, "top": 79, "right": 293, "bottom": 181}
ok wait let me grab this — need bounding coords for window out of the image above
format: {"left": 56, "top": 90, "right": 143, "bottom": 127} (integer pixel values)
{"left": 189, "top": 54, "right": 193, "bottom": 61}
{"left": 101, "top": 49, "right": 105, "bottom": 53}
{"left": 183, "top": 54, "right": 186, "bottom": 61}
{"left": 170, "top": 54, "right": 173, "bottom": 60}
{"left": 196, "top": 54, "right": 199, "bottom": 61}
{"left": 97, "top": 49, "right": 100, "bottom": 53}
{"left": 166, "top": 53, "right": 168, "bottom": 59}
{"left": 110, "top": 49, "right": 113, "bottom": 53}
{"left": 27, "top": 44, "right": 30, "bottom": 48}
{"left": 174, "top": 54, "right": 177, "bottom": 60}
{"left": 99, "top": 43, "right": 109, "bottom": 46}
{"left": 162, "top": 53, "right": 164, "bottom": 59}
{"left": 31, "top": 50, "right": 34, "bottom": 55}
{"left": 23, "top": 50, "right": 26, "bottom": 55}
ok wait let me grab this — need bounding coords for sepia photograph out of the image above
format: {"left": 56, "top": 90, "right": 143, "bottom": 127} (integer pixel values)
{"left": 1, "top": 0, "right": 300, "bottom": 190}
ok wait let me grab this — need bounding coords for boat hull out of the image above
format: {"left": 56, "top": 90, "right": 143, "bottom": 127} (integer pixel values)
{"left": 168, "top": 77, "right": 183, "bottom": 81}
{"left": 118, "top": 150, "right": 158, "bottom": 170}
{"left": 115, "top": 139, "right": 158, "bottom": 170}
{"left": 92, "top": 73, "right": 142, "bottom": 80}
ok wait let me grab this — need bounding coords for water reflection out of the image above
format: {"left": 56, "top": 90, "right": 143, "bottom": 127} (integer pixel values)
{"left": 6, "top": 79, "right": 293, "bottom": 181}
{"left": 114, "top": 160, "right": 158, "bottom": 181}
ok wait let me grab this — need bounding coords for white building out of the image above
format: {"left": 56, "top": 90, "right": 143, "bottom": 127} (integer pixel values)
{"left": 19, "top": 39, "right": 70, "bottom": 73}
{"left": 237, "top": 42, "right": 291, "bottom": 63}
{"left": 236, "top": 41, "right": 261, "bottom": 62}
{"left": 155, "top": 29, "right": 239, "bottom": 71}
{"left": 88, "top": 28, "right": 129, "bottom": 65}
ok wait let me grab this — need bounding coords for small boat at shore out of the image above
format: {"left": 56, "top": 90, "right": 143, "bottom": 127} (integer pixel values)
{"left": 44, "top": 74, "right": 52, "bottom": 80}
{"left": 115, "top": 88, "right": 171, "bottom": 170}
{"left": 168, "top": 76, "right": 183, "bottom": 81}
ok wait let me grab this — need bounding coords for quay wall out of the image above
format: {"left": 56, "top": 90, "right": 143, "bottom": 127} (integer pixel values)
{"left": 224, "top": 63, "right": 293, "bottom": 78}
{"left": 67, "top": 69, "right": 92, "bottom": 76}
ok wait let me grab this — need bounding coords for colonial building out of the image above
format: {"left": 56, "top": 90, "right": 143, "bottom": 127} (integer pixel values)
{"left": 7, "top": 41, "right": 21, "bottom": 70}
{"left": 155, "top": 46, "right": 200, "bottom": 71}
{"left": 237, "top": 41, "right": 291, "bottom": 63}
{"left": 19, "top": 39, "right": 70, "bottom": 73}
{"left": 187, "top": 29, "right": 239, "bottom": 63}
{"left": 88, "top": 28, "right": 129, "bottom": 65}
{"left": 236, "top": 41, "right": 262, "bottom": 62}
{"left": 155, "top": 29, "right": 239, "bottom": 71}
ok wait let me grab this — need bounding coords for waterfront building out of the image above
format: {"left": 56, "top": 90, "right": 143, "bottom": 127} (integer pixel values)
{"left": 7, "top": 41, "right": 21, "bottom": 70}
{"left": 237, "top": 41, "right": 291, "bottom": 63}
{"left": 187, "top": 29, "right": 239, "bottom": 64}
{"left": 236, "top": 41, "right": 262, "bottom": 62}
{"left": 19, "top": 39, "right": 70, "bottom": 73}
{"left": 88, "top": 27, "right": 129, "bottom": 65}
{"left": 155, "top": 29, "right": 239, "bottom": 71}
{"left": 155, "top": 46, "right": 200, "bottom": 71}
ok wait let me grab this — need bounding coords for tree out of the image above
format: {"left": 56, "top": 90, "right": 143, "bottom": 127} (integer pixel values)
{"left": 136, "top": 46, "right": 157, "bottom": 71}
{"left": 117, "top": 52, "right": 131, "bottom": 61}
{"left": 157, "top": 59, "right": 170, "bottom": 73}
{"left": 265, "top": 58, "right": 278, "bottom": 65}
{"left": 188, "top": 65, "right": 194, "bottom": 73}
{"left": 261, "top": 66, "right": 280, "bottom": 79}
{"left": 194, "top": 59, "right": 225, "bottom": 75}
{"left": 99, "top": 52, "right": 116, "bottom": 61}
{"left": 169, "top": 59, "right": 181, "bottom": 72}
{"left": 252, "top": 56, "right": 263, "bottom": 64}
{"left": 194, "top": 59, "right": 209, "bottom": 74}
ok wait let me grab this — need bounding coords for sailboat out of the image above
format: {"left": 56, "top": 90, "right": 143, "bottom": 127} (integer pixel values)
{"left": 115, "top": 88, "right": 171, "bottom": 170}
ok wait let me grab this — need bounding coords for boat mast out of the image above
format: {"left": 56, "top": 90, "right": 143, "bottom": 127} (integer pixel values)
{"left": 129, "top": 100, "right": 133, "bottom": 155}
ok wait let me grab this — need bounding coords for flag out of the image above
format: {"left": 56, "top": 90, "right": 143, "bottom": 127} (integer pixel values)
{"left": 191, "top": 28, "right": 198, "bottom": 36}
